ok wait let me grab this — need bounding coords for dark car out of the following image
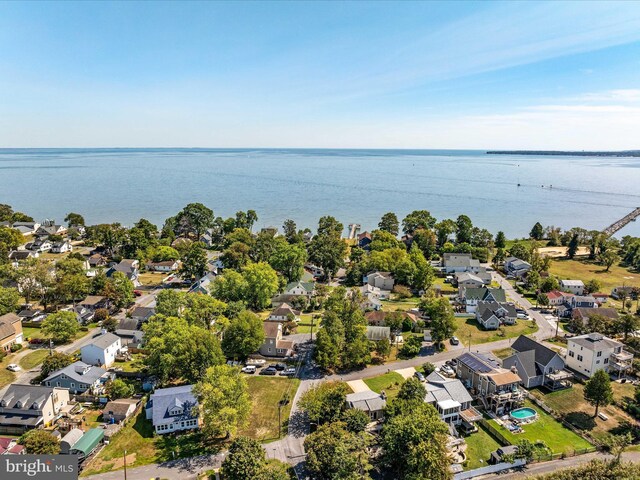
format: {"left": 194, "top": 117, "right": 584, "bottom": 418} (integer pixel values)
{"left": 275, "top": 363, "right": 287, "bottom": 371}
{"left": 134, "top": 290, "right": 142, "bottom": 297}
{"left": 450, "top": 336, "right": 460, "bottom": 345}
{"left": 413, "top": 371, "right": 425, "bottom": 382}
{"left": 260, "top": 366, "right": 277, "bottom": 376}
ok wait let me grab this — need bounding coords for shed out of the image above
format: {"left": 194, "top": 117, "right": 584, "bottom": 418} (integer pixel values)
{"left": 60, "top": 428, "right": 84, "bottom": 454}
{"left": 70, "top": 428, "right": 104, "bottom": 460}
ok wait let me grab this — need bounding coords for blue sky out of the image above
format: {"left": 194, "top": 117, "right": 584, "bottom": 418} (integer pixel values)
{"left": 1, "top": 1, "right": 640, "bottom": 149}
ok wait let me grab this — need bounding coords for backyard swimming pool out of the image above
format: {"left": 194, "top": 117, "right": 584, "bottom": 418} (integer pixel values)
{"left": 510, "top": 407, "right": 538, "bottom": 422}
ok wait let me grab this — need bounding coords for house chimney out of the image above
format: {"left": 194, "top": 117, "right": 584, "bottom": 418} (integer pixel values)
{"left": 510, "top": 366, "right": 518, "bottom": 374}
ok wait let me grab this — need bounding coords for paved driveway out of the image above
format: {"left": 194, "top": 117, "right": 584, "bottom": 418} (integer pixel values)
{"left": 346, "top": 379, "right": 371, "bottom": 393}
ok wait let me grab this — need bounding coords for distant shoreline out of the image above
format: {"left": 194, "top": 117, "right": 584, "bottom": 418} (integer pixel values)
{"left": 486, "top": 150, "right": 640, "bottom": 157}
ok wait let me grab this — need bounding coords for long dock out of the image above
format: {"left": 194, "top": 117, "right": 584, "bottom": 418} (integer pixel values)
{"left": 603, "top": 207, "right": 640, "bottom": 236}
{"left": 347, "top": 223, "right": 361, "bottom": 240}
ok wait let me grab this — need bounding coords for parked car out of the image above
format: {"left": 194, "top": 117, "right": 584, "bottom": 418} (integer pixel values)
{"left": 260, "top": 366, "right": 277, "bottom": 376}
{"left": 133, "top": 290, "right": 142, "bottom": 297}
{"left": 515, "top": 308, "right": 526, "bottom": 314}
{"left": 450, "top": 336, "right": 459, "bottom": 346}
{"left": 280, "top": 368, "right": 296, "bottom": 376}
{"left": 413, "top": 371, "right": 425, "bottom": 382}
{"left": 246, "top": 358, "right": 266, "bottom": 366}
{"left": 440, "top": 365, "right": 455, "bottom": 376}
{"left": 275, "top": 363, "right": 287, "bottom": 371}
{"left": 241, "top": 365, "right": 257, "bottom": 374}
{"left": 516, "top": 313, "right": 529, "bottom": 319}
{"left": 6, "top": 364, "right": 20, "bottom": 372}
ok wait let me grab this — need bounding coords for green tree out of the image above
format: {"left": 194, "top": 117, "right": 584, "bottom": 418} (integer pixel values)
{"left": 540, "top": 275, "right": 559, "bottom": 293}
{"left": 105, "top": 379, "right": 134, "bottom": 400}
{"left": 309, "top": 219, "right": 347, "bottom": 281}
{"left": 397, "top": 377, "right": 427, "bottom": 403}
{"left": 425, "top": 297, "right": 456, "bottom": 348}
{"left": 64, "top": 212, "right": 85, "bottom": 227}
{"left": 40, "top": 352, "right": 74, "bottom": 378}
{"left": 41, "top": 311, "right": 79, "bottom": 343}
{"left": 179, "top": 242, "right": 208, "bottom": 281}
{"left": 402, "top": 210, "right": 436, "bottom": 235}
{"left": 19, "top": 430, "right": 60, "bottom": 454}
{"left": 304, "top": 422, "right": 371, "bottom": 480}
{"left": 400, "top": 335, "right": 422, "bottom": 358}
{"left": 269, "top": 239, "right": 307, "bottom": 283}
{"left": 299, "top": 381, "right": 350, "bottom": 425}
{"left": 617, "top": 314, "right": 639, "bottom": 341}
{"left": 211, "top": 269, "right": 248, "bottom": 303}
{"left": 151, "top": 245, "right": 180, "bottom": 262}
{"left": 508, "top": 243, "right": 530, "bottom": 262}
{"left": 567, "top": 233, "right": 580, "bottom": 259}
{"left": 155, "top": 289, "right": 186, "bottom": 317}
{"left": 194, "top": 364, "right": 251, "bottom": 439}
{"left": 342, "top": 408, "right": 370, "bottom": 434}
{"left": 378, "top": 212, "right": 400, "bottom": 236}
{"left": 495, "top": 231, "right": 507, "bottom": 249}
{"left": 0, "top": 286, "right": 20, "bottom": 316}
{"left": 455, "top": 215, "right": 473, "bottom": 244}
{"left": 174, "top": 202, "right": 215, "bottom": 239}
{"left": 221, "top": 310, "right": 265, "bottom": 359}
{"left": 375, "top": 338, "right": 391, "bottom": 359}
{"left": 282, "top": 219, "right": 299, "bottom": 244}
{"left": 222, "top": 437, "right": 269, "bottom": 480}
{"left": 143, "top": 315, "right": 225, "bottom": 383}
{"left": 584, "top": 369, "right": 613, "bottom": 417}
{"left": 599, "top": 249, "right": 620, "bottom": 272}
{"left": 102, "top": 271, "right": 134, "bottom": 309}
{"left": 530, "top": 222, "right": 544, "bottom": 240}
{"left": 241, "top": 262, "right": 279, "bottom": 309}
{"left": 603, "top": 433, "right": 633, "bottom": 465}
{"left": 434, "top": 219, "right": 456, "bottom": 248}
{"left": 516, "top": 439, "right": 535, "bottom": 461}
{"left": 183, "top": 294, "right": 229, "bottom": 331}
{"left": 381, "top": 403, "right": 451, "bottom": 480}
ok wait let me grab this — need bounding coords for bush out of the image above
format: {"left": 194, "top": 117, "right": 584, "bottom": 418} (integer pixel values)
{"left": 399, "top": 335, "right": 422, "bottom": 358}
{"left": 10, "top": 343, "right": 22, "bottom": 353}
{"left": 392, "top": 285, "right": 412, "bottom": 299}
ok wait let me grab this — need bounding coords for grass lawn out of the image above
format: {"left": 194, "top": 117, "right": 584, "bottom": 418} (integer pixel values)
{"left": 137, "top": 272, "right": 166, "bottom": 287}
{"left": 238, "top": 376, "right": 301, "bottom": 442}
{"left": 530, "top": 381, "right": 637, "bottom": 443}
{"left": 489, "top": 400, "right": 592, "bottom": 455}
{"left": 363, "top": 372, "right": 404, "bottom": 400}
{"left": 19, "top": 349, "right": 50, "bottom": 370}
{"left": 22, "top": 326, "right": 46, "bottom": 340}
{"left": 296, "top": 314, "right": 321, "bottom": 334}
{"left": 492, "top": 347, "right": 514, "bottom": 359}
{"left": 455, "top": 316, "right": 539, "bottom": 346}
{"left": 549, "top": 258, "right": 639, "bottom": 292}
{"left": 381, "top": 297, "right": 420, "bottom": 312}
{"left": 82, "top": 407, "right": 215, "bottom": 476}
{"left": 464, "top": 424, "right": 502, "bottom": 470}
{"left": 0, "top": 355, "right": 17, "bottom": 389}
{"left": 113, "top": 353, "right": 147, "bottom": 373}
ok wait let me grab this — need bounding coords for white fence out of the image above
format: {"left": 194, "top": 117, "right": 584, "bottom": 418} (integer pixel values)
{"left": 453, "top": 459, "right": 526, "bottom": 480}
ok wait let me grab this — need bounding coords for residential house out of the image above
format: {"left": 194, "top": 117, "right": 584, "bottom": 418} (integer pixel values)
{"left": 0, "top": 437, "right": 25, "bottom": 454}
{"left": 79, "top": 295, "right": 110, "bottom": 312}
{"left": 570, "top": 295, "right": 597, "bottom": 310}
{"left": 272, "top": 281, "right": 316, "bottom": 306}
{"left": 87, "top": 254, "right": 108, "bottom": 268}
{"left": 146, "top": 385, "right": 200, "bottom": 435}
{"left": 34, "top": 222, "right": 67, "bottom": 237}
{"left": 502, "top": 336, "right": 569, "bottom": 390}
{"left": 363, "top": 271, "right": 395, "bottom": 291}
{"left": 189, "top": 272, "right": 217, "bottom": 294}
{"left": 572, "top": 307, "right": 618, "bottom": 328}
{"left": 146, "top": 260, "right": 180, "bottom": 272}
{"left": 612, "top": 286, "right": 636, "bottom": 301}
{"left": 504, "top": 257, "right": 532, "bottom": 277}
{"left": 490, "top": 445, "right": 520, "bottom": 465}
{"left": 442, "top": 253, "right": 481, "bottom": 274}
{"left": 43, "top": 361, "right": 114, "bottom": 395}
{"left": 107, "top": 259, "right": 140, "bottom": 284}
{"left": 345, "top": 391, "right": 386, "bottom": 422}
{"left": 566, "top": 333, "right": 634, "bottom": 378}
{"left": 26, "top": 238, "right": 52, "bottom": 253}
{"left": 0, "top": 313, "right": 23, "bottom": 353}
{"left": 592, "top": 292, "right": 609, "bottom": 304}
{"left": 267, "top": 303, "right": 301, "bottom": 322}
{"left": 80, "top": 332, "right": 122, "bottom": 368}
{"left": 454, "top": 272, "right": 484, "bottom": 289}
{"left": 357, "top": 231, "right": 372, "bottom": 251}
{"left": 50, "top": 240, "right": 73, "bottom": 254}
{"left": 475, "top": 301, "right": 517, "bottom": 330}
{"left": 199, "top": 229, "right": 215, "bottom": 248}
{"left": 365, "top": 326, "right": 391, "bottom": 342}
{"left": 72, "top": 305, "right": 95, "bottom": 325}
{"left": 361, "top": 292, "right": 382, "bottom": 311}
{"left": 545, "top": 290, "right": 567, "bottom": 307}
{"left": 424, "top": 371, "right": 481, "bottom": 428}
{"left": 114, "top": 328, "right": 144, "bottom": 348}
{"left": 17, "top": 309, "right": 44, "bottom": 322}
{"left": 8, "top": 250, "right": 39, "bottom": 265}
{"left": 461, "top": 287, "right": 507, "bottom": 314}
{"left": 103, "top": 398, "right": 139, "bottom": 423}
{"left": 456, "top": 352, "right": 524, "bottom": 414}
{"left": 129, "top": 306, "right": 155, "bottom": 323}
{"left": 364, "top": 310, "right": 419, "bottom": 328}
{"left": 259, "top": 322, "right": 294, "bottom": 357}
{"left": 0, "top": 385, "right": 70, "bottom": 433}
{"left": 560, "top": 279, "right": 585, "bottom": 295}
{"left": 9, "top": 221, "right": 40, "bottom": 235}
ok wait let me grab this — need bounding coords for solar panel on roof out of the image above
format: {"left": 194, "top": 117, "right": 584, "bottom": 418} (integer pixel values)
{"left": 458, "top": 352, "right": 493, "bottom": 373}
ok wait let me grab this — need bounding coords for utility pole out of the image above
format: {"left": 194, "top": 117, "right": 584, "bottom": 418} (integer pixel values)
{"left": 278, "top": 402, "right": 283, "bottom": 439}
{"left": 49, "top": 339, "right": 53, "bottom": 355}
{"left": 468, "top": 333, "right": 472, "bottom": 352}
{"left": 123, "top": 449, "right": 127, "bottom": 480}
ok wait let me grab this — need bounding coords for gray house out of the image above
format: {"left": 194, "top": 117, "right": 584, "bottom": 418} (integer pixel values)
{"left": 346, "top": 390, "right": 386, "bottom": 422}
{"left": 43, "top": 361, "right": 114, "bottom": 395}
{"left": 502, "top": 335, "right": 569, "bottom": 390}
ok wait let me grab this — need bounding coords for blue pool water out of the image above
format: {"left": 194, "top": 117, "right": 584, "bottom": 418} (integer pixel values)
{"left": 510, "top": 407, "right": 537, "bottom": 420}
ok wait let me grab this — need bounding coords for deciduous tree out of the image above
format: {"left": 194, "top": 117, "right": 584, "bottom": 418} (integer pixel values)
{"left": 584, "top": 369, "right": 613, "bottom": 417}
{"left": 221, "top": 310, "right": 265, "bottom": 359}
{"left": 41, "top": 311, "right": 79, "bottom": 343}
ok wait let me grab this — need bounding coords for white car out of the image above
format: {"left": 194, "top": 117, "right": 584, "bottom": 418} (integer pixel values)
{"left": 6, "top": 364, "right": 20, "bottom": 372}
{"left": 440, "top": 365, "right": 455, "bottom": 377}
{"left": 241, "top": 365, "right": 257, "bottom": 374}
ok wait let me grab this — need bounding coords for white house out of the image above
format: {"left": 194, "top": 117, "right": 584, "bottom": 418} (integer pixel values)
{"left": 559, "top": 279, "right": 585, "bottom": 295}
{"left": 363, "top": 271, "right": 395, "bottom": 291}
{"left": 267, "top": 303, "right": 301, "bottom": 322}
{"left": 80, "top": 332, "right": 122, "bottom": 368}
{"left": 504, "top": 257, "right": 532, "bottom": 277}
{"left": 51, "top": 240, "right": 73, "bottom": 254}
{"left": 442, "top": 253, "right": 481, "bottom": 274}
{"left": 145, "top": 385, "right": 200, "bottom": 435}
{"left": 566, "top": 333, "right": 634, "bottom": 378}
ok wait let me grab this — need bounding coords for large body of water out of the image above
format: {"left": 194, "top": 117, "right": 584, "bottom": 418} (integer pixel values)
{"left": 1, "top": 148, "right": 640, "bottom": 238}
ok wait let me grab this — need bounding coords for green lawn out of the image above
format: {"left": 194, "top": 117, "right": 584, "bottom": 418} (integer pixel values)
{"left": 549, "top": 258, "right": 638, "bottom": 293}
{"left": 363, "top": 372, "right": 404, "bottom": 400}
{"left": 464, "top": 424, "right": 502, "bottom": 470}
{"left": 530, "top": 381, "right": 637, "bottom": 443}
{"left": 113, "top": 353, "right": 147, "bottom": 373}
{"left": 19, "top": 349, "right": 50, "bottom": 370}
{"left": 0, "top": 356, "right": 16, "bottom": 389}
{"left": 22, "top": 327, "right": 46, "bottom": 340}
{"left": 489, "top": 400, "right": 592, "bottom": 454}
{"left": 381, "top": 297, "right": 420, "bottom": 312}
{"left": 455, "top": 316, "right": 539, "bottom": 346}
{"left": 296, "top": 314, "right": 321, "bottom": 334}
{"left": 239, "top": 376, "right": 301, "bottom": 442}
{"left": 492, "top": 347, "right": 514, "bottom": 359}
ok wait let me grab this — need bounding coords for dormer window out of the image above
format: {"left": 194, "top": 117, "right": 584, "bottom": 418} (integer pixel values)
{"left": 31, "top": 402, "right": 39, "bottom": 409}
{"left": 0, "top": 400, "right": 6, "bottom": 407}
{"left": 15, "top": 401, "right": 22, "bottom": 409}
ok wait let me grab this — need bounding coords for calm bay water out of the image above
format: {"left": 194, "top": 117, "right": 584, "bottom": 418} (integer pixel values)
{"left": 1, "top": 148, "right": 640, "bottom": 238}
